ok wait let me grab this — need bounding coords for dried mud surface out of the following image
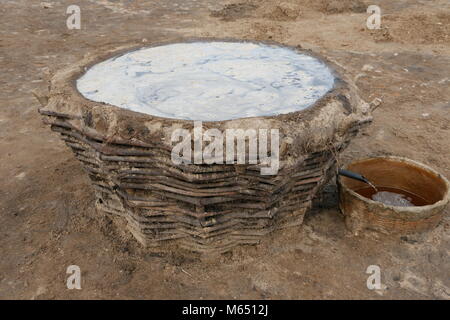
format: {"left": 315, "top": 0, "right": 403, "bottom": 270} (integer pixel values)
{"left": 0, "top": 0, "right": 449, "bottom": 299}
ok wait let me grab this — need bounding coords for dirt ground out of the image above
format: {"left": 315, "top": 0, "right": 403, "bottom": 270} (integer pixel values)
{"left": 0, "top": 0, "right": 449, "bottom": 300}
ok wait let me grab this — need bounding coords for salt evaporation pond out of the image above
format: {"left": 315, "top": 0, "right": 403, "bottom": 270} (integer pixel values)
{"left": 77, "top": 42, "right": 335, "bottom": 121}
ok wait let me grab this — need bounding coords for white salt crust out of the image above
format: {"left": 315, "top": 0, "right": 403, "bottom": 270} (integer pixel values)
{"left": 77, "top": 42, "right": 335, "bottom": 121}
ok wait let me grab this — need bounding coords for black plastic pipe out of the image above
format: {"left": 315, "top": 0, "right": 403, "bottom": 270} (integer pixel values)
{"left": 338, "top": 169, "right": 370, "bottom": 184}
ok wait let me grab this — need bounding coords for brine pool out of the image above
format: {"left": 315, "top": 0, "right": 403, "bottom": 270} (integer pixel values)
{"left": 77, "top": 41, "right": 335, "bottom": 121}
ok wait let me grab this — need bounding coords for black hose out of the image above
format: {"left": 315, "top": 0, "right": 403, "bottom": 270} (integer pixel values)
{"left": 338, "top": 169, "right": 370, "bottom": 184}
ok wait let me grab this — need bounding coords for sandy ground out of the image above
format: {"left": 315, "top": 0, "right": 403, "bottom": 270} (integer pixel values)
{"left": 0, "top": 0, "right": 449, "bottom": 299}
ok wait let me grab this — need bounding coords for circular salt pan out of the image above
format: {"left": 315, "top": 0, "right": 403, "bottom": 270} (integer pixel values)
{"left": 77, "top": 42, "right": 335, "bottom": 121}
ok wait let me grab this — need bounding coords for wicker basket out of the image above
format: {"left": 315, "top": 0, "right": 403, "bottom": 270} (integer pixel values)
{"left": 37, "top": 39, "right": 373, "bottom": 253}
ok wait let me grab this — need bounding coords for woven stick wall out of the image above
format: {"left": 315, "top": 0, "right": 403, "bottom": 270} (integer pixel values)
{"left": 38, "top": 40, "right": 373, "bottom": 253}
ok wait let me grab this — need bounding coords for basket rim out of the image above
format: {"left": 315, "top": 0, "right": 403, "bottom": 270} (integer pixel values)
{"left": 39, "top": 37, "right": 371, "bottom": 150}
